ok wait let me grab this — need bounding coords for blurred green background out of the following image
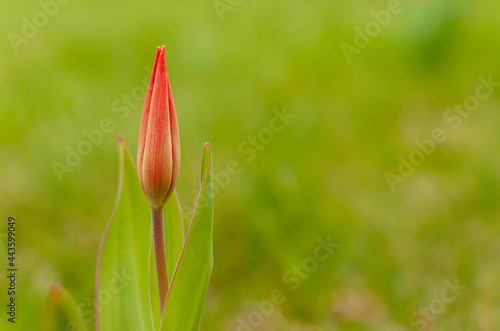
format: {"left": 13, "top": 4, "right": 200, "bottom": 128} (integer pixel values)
{"left": 1, "top": 0, "right": 500, "bottom": 330}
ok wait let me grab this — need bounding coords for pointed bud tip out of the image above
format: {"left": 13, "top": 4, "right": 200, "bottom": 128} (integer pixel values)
{"left": 117, "top": 134, "right": 124, "bottom": 144}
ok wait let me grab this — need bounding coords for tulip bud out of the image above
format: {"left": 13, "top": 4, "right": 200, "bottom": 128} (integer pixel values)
{"left": 137, "top": 46, "right": 180, "bottom": 209}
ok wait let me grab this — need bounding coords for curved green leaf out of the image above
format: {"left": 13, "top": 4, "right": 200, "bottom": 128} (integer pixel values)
{"left": 161, "top": 143, "right": 214, "bottom": 331}
{"left": 96, "top": 137, "right": 154, "bottom": 331}
{"left": 165, "top": 191, "right": 185, "bottom": 282}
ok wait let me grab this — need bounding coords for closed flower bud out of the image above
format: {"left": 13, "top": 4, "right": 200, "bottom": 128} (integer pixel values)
{"left": 137, "top": 46, "right": 180, "bottom": 209}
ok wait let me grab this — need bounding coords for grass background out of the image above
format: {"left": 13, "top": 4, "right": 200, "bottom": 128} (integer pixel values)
{"left": 1, "top": 0, "right": 500, "bottom": 330}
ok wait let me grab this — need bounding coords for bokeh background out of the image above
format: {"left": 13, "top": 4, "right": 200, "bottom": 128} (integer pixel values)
{"left": 1, "top": 0, "right": 500, "bottom": 330}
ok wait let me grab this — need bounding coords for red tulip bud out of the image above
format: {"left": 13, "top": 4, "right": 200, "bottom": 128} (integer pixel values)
{"left": 137, "top": 46, "right": 180, "bottom": 209}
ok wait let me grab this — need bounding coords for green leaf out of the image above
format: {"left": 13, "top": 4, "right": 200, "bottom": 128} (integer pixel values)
{"left": 39, "top": 283, "right": 87, "bottom": 331}
{"left": 161, "top": 143, "right": 214, "bottom": 331}
{"left": 96, "top": 137, "right": 154, "bottom": 331}
{"left": 165, "top": 191, "right": 185, "bottom": 282}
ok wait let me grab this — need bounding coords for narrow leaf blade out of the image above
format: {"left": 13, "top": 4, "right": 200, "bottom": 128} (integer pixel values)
{"left": 165, "top": 190, "right": 185, "bottom": 282}
{"left": 161, "top": 143, "right": 214, "bottom": 331}
{"left": 96, "top": 138, "right": 154, "bottom": 331}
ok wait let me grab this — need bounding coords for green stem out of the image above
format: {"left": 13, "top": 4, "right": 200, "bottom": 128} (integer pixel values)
{"left": 152, "top": 206, "right": 168, "bottom": 312}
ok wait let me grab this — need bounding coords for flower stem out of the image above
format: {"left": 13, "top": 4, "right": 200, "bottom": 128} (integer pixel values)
{"left": 152, "top": 206, "right": 168, "bottom": 312}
